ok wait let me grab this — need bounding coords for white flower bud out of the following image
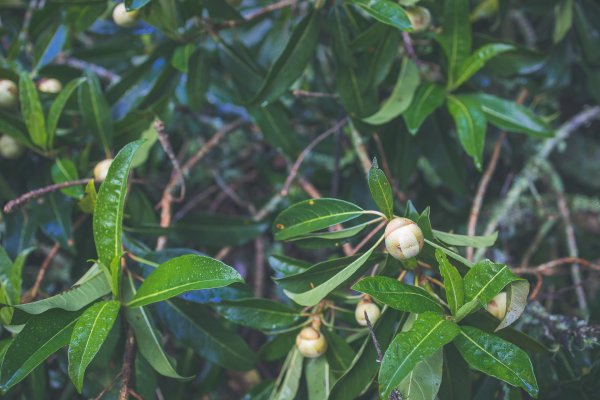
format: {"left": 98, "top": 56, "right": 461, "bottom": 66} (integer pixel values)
{"left": 37, "top": 78, "right": 63, "bottom": 94}
{"left": 93, "top": 159, "right": 113, "bottom": 181}
{"left": 384, "top": 217, "right": 424, "bottom": 261}
{"left": 0, "top": 80, "right": 18, "bottom": 108}
{"left": 486, "top": 292, "right": 507, "bottom": 320}
{"left": 112, "top": 3, "right": 140, "bottom": 28}
{"left": 355, "top": 300, "right": 381, "bottom": 326}
{"left": 406, "top": 6, "right": 432, "bottom": 33}
{"left": 295, "top": 326, "right": 327, "bottom": 358}
{"left": 0, "top": 135, "right": 24, "bottom": 159}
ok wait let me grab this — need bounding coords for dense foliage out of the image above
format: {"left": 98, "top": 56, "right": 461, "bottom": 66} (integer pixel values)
{"left": 0, "top": 0, "right": 599, "bottom": 399}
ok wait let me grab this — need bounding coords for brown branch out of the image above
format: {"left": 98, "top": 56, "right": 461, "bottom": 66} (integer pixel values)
{"left": 118, "top": 329, "right": 136, "bottom": 400}
{"left": 214, "top": 0, "right": 296, "bottom": 29}
{"left": 155, "top": 119, "right": 185, "bottom": 201}
{"left": 254, "top": 237, "right": 266, "bottom": 298}
{"left": 291, "top": 90, "right": 337, "bottom": 98}
{"left": 512, "top": 257, "right": 600, "bottom": 275}
{"left": 280, "top": 117, "right": 348, "bottom": 196}
{"left": 349, "top": 221, "right": 386, "bottom": 256}
{"left": 364, "top": 312, "right": 382, "bottom": 362}
{"left": 56, "top": 56, "right": 121, "bottom": 83}
{"left": 21, "top": 243, "right": 60, "bottom": 303}
{"left": 94, "top": 372, "right": 123, "bottom": 400}
{"left": 3, "top": 178, "right": 92, "bottom": 214}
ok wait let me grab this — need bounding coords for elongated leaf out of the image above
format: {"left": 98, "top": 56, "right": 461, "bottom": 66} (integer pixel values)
{"left": 251, "top": 11, "right": 319, "bottom": 105}
{"left": 435, "top": 249, "right": 464, "bottom": 316}
{"left": 157, "top": 299, "right": 257, "bottom": 370}
{"left": 439, "top": 0, "right": 472, "bottom": 88}
{"left": 455, "top": 260, "right": 520, "bottom": 321}
{"left": 15, "top": 269, "right": 110, "bottom": 314}
{"left": 403, "top": 83, "right": 446, "bottom": 135}
{"left": 0, "top": 111, "right": 33, "bottom": 148}
{"left": 322, "top": 330, "right": 354, "bottom": 375}
{"left": 433, "top": 229, "right": 497, "bottom": 248}
{"left": 352, "top": 276, "right": 443, "bottom": 313}
{"left": 454, "top": 326, "right": 538, "bottom": 397}
{"left": 349, "top": 0, "right": 412, "bottom": 31}
{"left": 447, "top": 94, "right": 487, "bottom": 169}
{"left": 0, "top": 309, "right": 82, "bottom": 391}
{"left": 18, "top": 72, "right": 47, "bottom": 150}
{"left": 78, "top": 73, "right": 113, "bottom": 153}
{"left": 93, "top": 140, "right": 143, "bottom": 287}
{"left": 329, "top": 309, "right": 401, "bottom": 400}
{"left": 439, "top": 344, "right": 471, "bottom": 400}
{"left": 249, "top": 102, "right": 300, "bottom": 158}
{"left": 368, "top": 159, "right": 394, "bottom": 219}
{"left": 379, "top": 312, "right": 460, "bottom": 398}
{"left": 362, "top": 58, "right": 421, "bottom": 125}
{"left": 305, "top": 355, "right": 329, "bottom": 400}
{"left": 284, "top": 237, "right": 383, "bottom": 306}
{"left": 68, "top": 300, "right": 120, "bottom": 392}
{"left": 127, "top": 254, "right": 243, "bottom": 308}
{"left": 397, "top": 349, "right": 444, "bottom": 400}
{"left": 290, "top": 219, "right": 378, "bottom": 243}
{"left": 272, "top": 348, "right": 304, "bottom": 400}
{"left": 123, "top": 274, "right": 191, "bottom": 380}
{"left": 186, "top": 48, "right": 209, "bottom": 110}
{"left": 46, "top": 77, "right": 85, "bottom": 146}
{"left": 213, "top": 299, "right": 299, "bottom": 331}
{"left": 474, "top": 93, "right": 553, "bottom": 138}
{"left": 450, "top": 44, "right": 515, "bottom": 89}
{"left": 273, "top": 198, "right": 365, "bottom": 241}
{"left": 494, "top": 280, "right": 529, "bottom": 331}
{"left": 51, "top": 158, "right": 82, "bottom": 198}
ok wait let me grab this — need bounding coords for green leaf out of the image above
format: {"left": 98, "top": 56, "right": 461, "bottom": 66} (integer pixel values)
{"left": 446, "top": 94, "right": 487, "bottom": 169}
{"left": 379, "top": 312, "right": 460, "bottom": 398}
{"left": 14, "top": 266, "right": 110, "bottom": 314}
{"left": 439, "top": 344, "right": 471, "bottom": 400}
{"left": 454, "top": 326, "right": 538, "bottom": 397}
{"left": 349, "top": 0, "right": 412, "bottom": 31}
{"left": 433, "top": 229, "right": 498, "bottom": 248}
{"left": 368, "top": 159, "right": 394, "bottom": 219}
{"left": 171, "top": 43, "right": 195, "bottom": 73}
{"left": 78, "top": 73, "right": 113, "bottom": 154}
{"left": 403, "top": 83, "right": 446, "bottom": 135}
{"left": 123, "top": 274, "right": 191, "bottom": 380}
{"left": 455, "top": 260, "right": 520, "bottom": 321}
{"left": 186, "top": 48, "right": 210, "bottom": 110}
{"left": 362, "top": 58, "right": 421, "bottom": 125}
{"left": 68, "top": 300, "right": 120, "bottom": 393}
{"left": 213, "top": 299, "right": 299, "bottom": 331}
{"left": 439, "top": 0, "right": 472, "bottom": 88}
{"left": 250, "top": 11, "right": 319, "bottom": 105}
{"left": 271, "top": 348, "right": 304, "bottom": 400}
{"left": 435, "top": 249, "right": 464, "bottom": 316}
{"left": 553, "top": 0, "right": 574, "bottom": 43}
{"left": 78, "top": 180, "right": 97, "bottom": 214}
{"left": 93, "top": 140, "right": 144, "bottom": 290}
{"left": 126, "top": 254, "right": 243, "bottom": 308}
{"left": 474, "top": 93, "right": 553, "bottom": 138}
{"left": 0, "top": 111, "right": 33, "bottom": 148}
{"left": 0, "top": 309, "right": 82, "bottom": 391}
{"left": 352, "top": 276, "right": 443, "bottom": 313}
{"left": 18, "top": 72, "right": 47, "bottom": 150}
{"left": 284, "top": 237, "right": 383, "bottom": 306}
{"left": 397, "top": 349, "right": 444, "bottom": 400}
{"left": 494, "top": 280, "right": 529, "bottom": 332}
{"left": 51, "top": 159, "right": 82, "bottom": 198}
{"left": 322, "top": 330, "right": 354, "bottom": 375}
{"left": 289, "top": 219, "right": 379, "bottom": 244}
{"left": 450, "top": 44, "right": 515, "bottom": 90}
{"left": 46, "top": 77, "right": 85, "bottom": 146}
{"left": 249, "top": 103, "right": 300, "bottom": 158}
{"left": 305, "top": 355, "right": 330, "bottom": 400}
{"left": 273, "top": 198, "right": 365, "bottom": 241}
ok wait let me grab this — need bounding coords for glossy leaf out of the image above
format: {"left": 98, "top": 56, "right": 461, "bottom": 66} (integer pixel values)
{"left": 273, "top": 198, "right": 365, "bottom": 241}
{"left": 305, "top": 355, "right": 329, "bottom": 400}
{"left": 433, "top": 229, "right": 498, "bottom": 248}
{"left": 436, "top": 249, "right": 464, "bottom": 316}
{"left": 362, "top": 58, "right": 420, "bottom": 125}
{"left": 78, "top": 180, "right": 97, "bottom": 214}
{"left": 323, "top": 330, "right": 354, "bottom": 375}
{"left": 213, "top": 299, "right": 299, "bottom": 331}
{"left": 78, "top": 73, "right": 113, "bottom": 153}
{"left": 127, "top": 254, "right": 243, "bottom": 308}
{"left": 18, "top": 72, "right": 47, "bottom": 150}
{"left": 157, "top": 299, "right": 256, "bottom": 370}
{"left": 51, "top": 158, "right": 82, "bottom": 198}
{"left": 0, "top": 309, "right": 82, "bottom": 391}
{"left": 352, "top": 276, "right": 443, "bottom": 313}
{"left": 447, "top": 94, "right": 487, "bottom": 169}
{"left": 284, "top": 237, "right": 383, "bottom": 306}
{"left": 46, "top": 77, "right": 85, "bottom": 145}
{"left": 68, "top": 300, "right": 120, "bottom": 393}
{"left": 349, "top": 0, "right": 412, "bottom": 31}
{"left": 379, "top": 312, "right": 460, "bottom": 398}
{"left": 475, "top": 93, "right": 553, "bottom": 138}
{"left": 186, "top": 48, "right": 210, "bottom": 110}
{"left": 494, "top": 280, "right": 529, "bottom": 331}
{"left": 93, "top": 140, "right": 143, "bottom": 287}
{"left": 403, "top": 83, "right": 446, "bottom": 135}
{"left": 450, "top": 44, "right": 515, "bottom": 89}
{"left": 397, "top": 349, "right": 444, "bottom": 400}
{"left": 251, "top": 11, "right": 319, "bottom": 105}
{"left": 249, "top": 103, "right": 300, "bottom": 158}
{"left": 439, "top": 0, "right": 472, "bottom": 87}
{"left": 272, "top": 348, "right": 303, "bottom": 400}
{"left": 290, "top": 219, "right": 379, "bottom": 243}
{"left": 454, "top": 326, "right": 538, "bottom": 397}
{"left": 367, "top": 159, "right": 394, "bottom": 219}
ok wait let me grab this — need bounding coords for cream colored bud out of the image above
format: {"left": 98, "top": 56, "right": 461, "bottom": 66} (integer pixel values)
{"left": 0, "top": 80, "right": 18, "bottom": 108}
{"left": 112, "top": 3, "right": 140, "bottom": 28}
{"left": 0, "top": 135, "right": 24, "bottom": 159}
{"left": 295, "top": 326, "right": 327, "bottom": 358}
{"left": 37, "top": 78, "right": 63, "bottom": 94}
{"left": 384, "top": 217, "right": 424, "bottom": 261}
{"left": 93, "top": 159, "right": 113, "bottom": 181}
{"left": 355, "top": 300, "right": 381, "bottom": 326}
{"left": 406, "top": 6, "right": 432, "bottom": 33}
{"left": 486, "top": 292, "right": 507, "bottom": 320}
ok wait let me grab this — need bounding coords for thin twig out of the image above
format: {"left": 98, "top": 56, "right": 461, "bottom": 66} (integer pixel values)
{"left": 3, "top": 178, "right": 92, "bottom": 214}
{"left": 21, "top": 243, "right": 59, "bottom": 303}
{"left": 155, "top": 119, "right": 185, "bottom": 201}
{"left": 56, "top": 56, "right": 121, "bottom": 83}
{"left": 254, "top": 237, "right": 265, "bottom": 298}
{"left": 118, "top": 329, "right": 135, "bottom": 400}
{"left": 349, "top": 221, "right": 386, "bottom": 256}
{"left": 512, "top": 257, "right": 600, "bottom": 275}
{"left": 94, "top": 372, "right": 123, "bottom": 400}
{"left": 347, "top": 122, "right": 372, "bottom": 177}
{"left": 291, "top": 89, "right": 337, "bottom": 98}
{"left": 364, "top": 312, "right": 382, "bottom": 362}
{"left": 214, "top": 0, "right": 296, "bottom": 29}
